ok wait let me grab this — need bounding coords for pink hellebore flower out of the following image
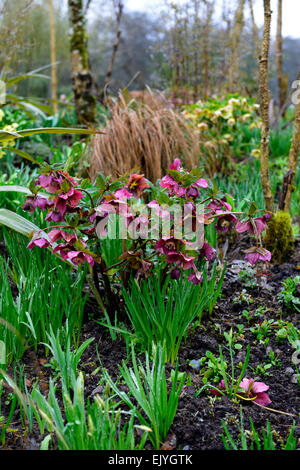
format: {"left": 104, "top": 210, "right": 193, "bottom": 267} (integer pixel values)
{"left": 166, "top": 251, "right": 196, "bottom": 271}
{"left": 207, "top": 199, "right": 232, "bottom": 213}
{"left": 48, "top": 229, "right": 77, "bottom": 244}
{"left": 239, "top": 378, "right": 271, "bottom": 406}
{"left": 160, "top": 174, "right": 186, "bottom": 197}
{"left": 245, "top": 247, "right": 272, "bottom": 265}
{"left": 199, "top": 242, "right": 217, "bottom": 262}
{"left": 235, "top": 213, "right": 271, "bottom": 236}
{"left": 65, "top": 251, "right": 94, "bottom": 267}
{"left": 126, "top": 174, "right": 149, "bottom": 197}
{"left": 215, "top": 210, "right": 237, "bottom": 232}
{"left": 156, "top": 237, "right": 180, "bottom": 255}
{"left": 27, "top": 237, "right": 50, "bottom": 250}
{"left": 37, "top": 174, "right": 63, "bottom": 193}
{"left": 22, "top": 196, "right": 52, "bottom": 212}
{"left": 188, "top": 270, "right": 203, "bottom": 285}
{"left": 169, "top": 158, "right": 181, "bottom": 170}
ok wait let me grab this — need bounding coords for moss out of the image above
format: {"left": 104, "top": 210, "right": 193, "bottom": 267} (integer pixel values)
{"left": 263, "top": 211, "right": 294, "bottom": 263}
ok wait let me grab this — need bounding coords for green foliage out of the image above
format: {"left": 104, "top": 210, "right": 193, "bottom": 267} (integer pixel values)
{"left": 29, "top": 372, "right": 148, "bottom": 450}
{"left": 222, "top": 407, "right": 297, "bottom": 450}
{"left": 122, "top": 263, "right": 224, "bottom": 363}
{"left": 0, "top": 231, "right": 88, "bottom": 363}
{"left": 264, "top": 211, "right": 294, "bottom": 264}
{"left": 103, "top": 342, "right": 185, "bottom": 449}
{"left": 277, "top": 276, "right": 300, "bottom": 312}
{"left": 43, "top": 326, "right": 94, "bottom": 391}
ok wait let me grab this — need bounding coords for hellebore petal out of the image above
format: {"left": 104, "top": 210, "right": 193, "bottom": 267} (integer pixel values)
{"left": 169, "top": 158, "right": 181, "bottom": 170}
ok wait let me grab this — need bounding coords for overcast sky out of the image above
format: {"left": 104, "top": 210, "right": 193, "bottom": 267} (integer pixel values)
{"left": 126, "top": 0, "right": 300, "bottom": 39}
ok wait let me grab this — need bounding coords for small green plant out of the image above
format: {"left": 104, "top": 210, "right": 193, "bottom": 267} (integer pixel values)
{"left": 103, "top": 342, "right": 186, "bottom": 449}
{"left": 42, "top": 325, "right": 94, "bottom": 391}
{"left": 233, "top": 289, "right": 254, "bottom": 306}
{"left": 238, "top": 266, "right": 257, "bottom": 288}
{"left": 250, "top": 320, "right": 274, "bottom": 343}
{"left": 196, "top": 329, "right": 251, "bottom": 400}
{"left": 222, "top": 407, "right": 297, "bottom": 450}
{"left": 277, "top": 276, "right": 300, "bottom": 312}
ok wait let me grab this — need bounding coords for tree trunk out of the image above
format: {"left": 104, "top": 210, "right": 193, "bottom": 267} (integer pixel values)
{"left": 103, "top": 1, "right": 124, "bottom": 95}
{"left": 202, "top": 1, "right": 214, "bottom": 100}
{"left": 276, "top": 0, "right": 285, "bottom": 111}
{"left": 248, "top": 0, "right": 260, "bottom": 60}
{"left": 67, "top": 0, "right": 97, "bottom": 125}
{"left": 283, "top": 96, "right": 300, "bottom": 211}
{"left": 228, "top": 0, "right": 245, "bottom": 92}
{"left": 259, "top": 0, "right": 273, "bottom": 212}
{"left": 49, "top": 0, "right": 58, "bottom": 114}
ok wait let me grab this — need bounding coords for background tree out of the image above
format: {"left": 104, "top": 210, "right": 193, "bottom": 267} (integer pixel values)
{"left": 258, "top": 0, "right": 273, "bottom": 212}
{"left": 67, "top": 0, "right": 97, "bottom": 124}
{"left": 228, "top": 0, "right": 246, "bottom": 92}
{"left": 49, "top": 0, "right": 58, "bottom": 113}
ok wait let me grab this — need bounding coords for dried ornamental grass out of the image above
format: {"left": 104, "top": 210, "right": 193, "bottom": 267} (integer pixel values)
{"left": 89, "top": 93, "right": 201, "bottom": 182}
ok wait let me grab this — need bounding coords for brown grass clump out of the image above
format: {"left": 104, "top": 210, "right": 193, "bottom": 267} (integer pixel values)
{"left": 88, "top": 92, "right": 201, "bottom": 182}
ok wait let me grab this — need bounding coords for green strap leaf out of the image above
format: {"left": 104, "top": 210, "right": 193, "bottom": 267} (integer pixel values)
{"left": 0, "top": 147, "right": 38, "bottom": 164}
{"left": 0, "top": 208, "right": 41, "bottom": 236}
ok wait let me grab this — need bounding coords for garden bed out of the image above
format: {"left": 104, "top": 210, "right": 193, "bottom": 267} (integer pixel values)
{"left": 1, "top": 236, "right": 299, "bottom": 451}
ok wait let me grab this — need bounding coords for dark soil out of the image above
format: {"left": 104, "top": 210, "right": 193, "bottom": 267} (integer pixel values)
{"left": 1, "top": 237, "right": 299, "bottom": 451}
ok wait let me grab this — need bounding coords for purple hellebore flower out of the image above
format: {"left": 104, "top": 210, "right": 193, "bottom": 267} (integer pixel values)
{"left": 65, "top": 251, "right": 94, "bottom": 267}
{"left": 235, "top": 214, "right": 271, "bottom": 236}
{"left": 37, "top": 174, "right": 62, "bottom": 193}
{"left": 22, "top": 196, "right": 52, "bottom": 212}
{"left": 166, "top": 251, "right": 196, "bottom": 271}
{"left": 27, "top": 237, "right": 50, "bottom": 250}
{"left": 215, "top": 210, "right": 237, "bottom": 232}
{"left": 239, "top": 378, "right": 271, "bottom": 406}
{"left": 244, "top": 247, "right": 272, "bottom": 265}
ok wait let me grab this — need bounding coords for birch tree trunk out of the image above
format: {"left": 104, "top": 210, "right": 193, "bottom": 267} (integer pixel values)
{"left": 49, "top": 0, "right": 58, "bottom": 114}
{"left": 259, "top": 0, "right": 273, "bottom": 212}
{"left": 68, "top": 0, "right": 97, "bottom": 124}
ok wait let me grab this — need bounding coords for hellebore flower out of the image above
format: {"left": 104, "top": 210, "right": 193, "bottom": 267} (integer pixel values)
{"left": 215, "top": 210, "right": 237, "bottom": 232}
{"left": 65, "top": 251, "right": 94, "bottom": 267}
{"left": 48, "top": 229, "right": 77, "bottom": 244}
{"left": 244, "top": 247, "right": 271, "bottom": 265}
{"left": 239, "top": 378, "right": 271, "bottom": 406}
{"left": 235, "top": 213, "right": 271, "bottom": 236}
{"left": 207, "top": 198, "right": 232, "bottom": 213}
{"left": 194, "top": 178, "right": 208, "bottom": 189}
{"left": 199, "top": 242, "right": 217, "bottom": 262}
{"left": 126, "top": 174, "right": 149, "bottom": 197}
{"left": 188, "top": 270, "right": 203, "bottom": 285}
{"left": 27, "top": 237, "right": 50, "bottom": 250}
{"left": 22, "top": 195, "right": 52, "bottom": 212}
{"left": 37, "top": 173, "right": 62, "bottom": 193}
{"left": 166, "top": 251, "right": 196, "bottom": 271}
{"left": 169, "top": 158, "right": 181, "bottom": 171}
{"left": 156, "top": 237, "right": 180, "bottom": 255}
{"left": 170, "top": 267, "right": 181, "bottom": 280}
{"left": 160, "top": 174, "right": 186, "bottom": 197}
{"left": 46, "top": 209, "right": 65, "bottom": 223}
